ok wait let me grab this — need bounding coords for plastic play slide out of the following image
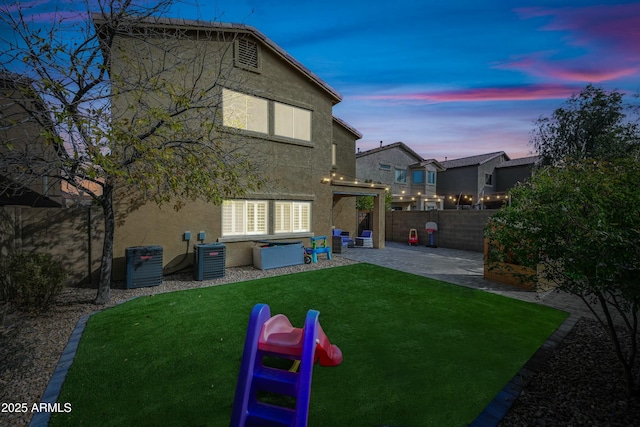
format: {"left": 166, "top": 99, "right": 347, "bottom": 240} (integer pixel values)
{"left": 229, "top": 304, "right": 342, "bottom": 427}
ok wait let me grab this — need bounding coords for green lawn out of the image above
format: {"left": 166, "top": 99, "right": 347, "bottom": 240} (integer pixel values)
{"left": 50, "top": 263, "right": 567, "bottom": 427}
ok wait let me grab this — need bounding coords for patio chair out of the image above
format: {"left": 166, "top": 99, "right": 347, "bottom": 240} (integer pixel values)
{"left": 355, "top": 230, "right": 373, "bottom": 248}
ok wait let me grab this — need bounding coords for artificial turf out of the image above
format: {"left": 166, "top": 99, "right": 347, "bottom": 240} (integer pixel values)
{"left": 50, "top": 263, "right": 568, "bottom": 426}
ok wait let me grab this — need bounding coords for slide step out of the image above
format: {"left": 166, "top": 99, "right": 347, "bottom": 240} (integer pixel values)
{"left": 246, "top": 402, "right": 295, "bottom": 427}
{"left": 252, "top": 365, "right": 299, "bottom": 396}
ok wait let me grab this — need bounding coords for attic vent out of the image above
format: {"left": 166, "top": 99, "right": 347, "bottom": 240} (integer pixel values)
{"left": 235, "top": 38, "right": 260, "bottom": 71}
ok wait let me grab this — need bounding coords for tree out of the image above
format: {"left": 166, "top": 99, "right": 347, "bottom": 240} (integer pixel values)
{"left": 531, "top": 84, "right": 640, "bottom": 165}
{"left": 356, "top": 190, "right": 392, "bottom": 211}
{"left": 486, "top": 84, "right": 640, "bottom": 396}
{"left": 0, "top": 0, "right": 266, "bottom": 304}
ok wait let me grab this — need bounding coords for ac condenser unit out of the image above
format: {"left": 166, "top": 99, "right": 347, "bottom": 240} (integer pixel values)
{"left": 194, "top": 243, "right": 226, "bottom": 280}
{"left": 125, "top": 245, "right": 163, "bottom": 289}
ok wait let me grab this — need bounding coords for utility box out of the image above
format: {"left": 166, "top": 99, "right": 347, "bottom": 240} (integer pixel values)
{"left": 125, "top": 246, "right": 163, "bottom": 289}
{"left": 194, "top": 243, "right": 226, "bottom": 280}
{"left": 253, "top": 241, "right": 304, "bottom": 270}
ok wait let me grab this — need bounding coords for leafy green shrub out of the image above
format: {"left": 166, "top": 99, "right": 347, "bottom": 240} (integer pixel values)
{"left": 0, "top": 252, "right": 67, "bottom": 312}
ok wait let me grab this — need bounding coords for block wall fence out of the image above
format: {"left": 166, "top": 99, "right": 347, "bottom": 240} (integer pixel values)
{"left": 384, "top": 210, "right": 495, "bottom": 252}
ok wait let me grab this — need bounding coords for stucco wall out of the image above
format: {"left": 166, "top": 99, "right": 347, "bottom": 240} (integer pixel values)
{"left": 109, "top": 26, "right": 341, "bottom": 279}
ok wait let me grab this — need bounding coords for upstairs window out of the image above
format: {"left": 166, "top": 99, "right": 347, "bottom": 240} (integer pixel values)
{"left": 427, "top": 170, "right": 436, "bottom": 184}
{"left": 222, "top": 88, "right": 268, "bottom": 134}
{"left": 222, "top": 200, "right": 268, "bottom": 236}
{"left": 413, "top": 170, "right": 424, "bottom": 184}
{"left": 274, "top": 102, "right": 311, "bottom": 142}
{"left": 379, "top": 163, "right": 391, "bottom": 170}
{"left": 395, "top": 168, "right": 407, "bottom": 183}
{"left": 485, "top": 173, "right": 493, "bottom": 186}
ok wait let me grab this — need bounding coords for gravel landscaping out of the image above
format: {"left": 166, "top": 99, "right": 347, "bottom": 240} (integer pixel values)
{"left": 2, "top": 256, "right": 639, "bottom": 427}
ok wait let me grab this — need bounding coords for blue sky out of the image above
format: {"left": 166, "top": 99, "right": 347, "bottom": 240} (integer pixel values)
{"left": 7, "top": 1, "right": 640, "bottom": 161}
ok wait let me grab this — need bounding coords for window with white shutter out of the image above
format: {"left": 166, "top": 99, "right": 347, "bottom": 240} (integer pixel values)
{"left": 222, "top": 200, "right": 268, "bottom": 236}
{"left": 275, "top": 201, "right": 311, "bottom": 233}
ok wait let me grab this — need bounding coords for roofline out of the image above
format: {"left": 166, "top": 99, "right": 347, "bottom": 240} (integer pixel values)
{"left": 91, "top": 13, "right": 342, "bottom": 104}
{"left": 441, "top": 151, "right": 510, "bottom": 168}
{"left": 333, "top": 116, "right": 362, "bottom": 139}
{"left": 410, "top": 159, "right": 446, "bottom": 171}
{"left": 479, "top": 151, "right": 510, "bottom": 165}
{"left": 356, "top": 141, "right": 424, "bottom": 161}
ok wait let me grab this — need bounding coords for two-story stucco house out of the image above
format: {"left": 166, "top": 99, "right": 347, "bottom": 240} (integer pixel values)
{"left": 356, "top": 142, "right": 444, "bottom": 210}
{"left": 98, "top": 16, "right": 386, "bottom": 280}
{"left": 437, "top": 152, "right": 538, "bottom": 209}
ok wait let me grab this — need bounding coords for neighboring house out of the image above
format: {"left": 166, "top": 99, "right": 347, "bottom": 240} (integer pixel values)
{"left": 0, "top": 73, "right": 62, "bottom": 207}
{"left": 356, "top": 141, "right": 444, "bottom": 210}
{"left": 437, "top": 152, "right": 538, "bottom": 209}
{"left": 98, "top": 16, "right": 386, "bottom": 280}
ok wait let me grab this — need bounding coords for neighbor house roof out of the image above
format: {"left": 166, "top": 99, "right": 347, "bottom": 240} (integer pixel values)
{"left": 91, "top": 13, "right": 342, "bottom": 104}
{"left": 440, "top": 151, "right": 510, "bottom": 169}
{"left": 495, "top": 155, "right": 540, "bottom": 168}
{"left": 356, "top": 141, "right": 423, "bottom": 162}
{"left": 410, "top": 159, "right": 446, "bottom": 171}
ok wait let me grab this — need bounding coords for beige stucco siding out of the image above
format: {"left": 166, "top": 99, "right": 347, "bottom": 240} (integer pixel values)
{"left": 110, "top": 28, "right": 338, "bottom": 279}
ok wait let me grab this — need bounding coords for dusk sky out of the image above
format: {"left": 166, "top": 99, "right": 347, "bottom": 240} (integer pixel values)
{"left": 171, "top": 0, "right": 640, "bottom": 161}
{"left": 7, "top": 1, "right": 640, "bottom": 161}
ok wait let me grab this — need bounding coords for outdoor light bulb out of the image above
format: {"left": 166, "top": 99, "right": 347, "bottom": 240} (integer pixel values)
{"left": 401, "top": 190, "right": 405, "bottom": 194}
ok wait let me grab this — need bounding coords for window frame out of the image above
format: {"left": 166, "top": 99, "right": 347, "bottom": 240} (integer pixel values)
{"left": 222, "top": 88, "right": 268, "bottom": 135}
{"left": 485, "top": 173, "right": 493, "bottom": 186}
{"left": 412, "top": 170, "right": 424, "bottom": 184}
{"left": 273, "top": 101, "right": 312, "bottom": 142}
{"left": 395, "top": 168, "right": 407, "bottom": 184}
{"left": 274, "top": 201, "right": 311, "bottom": 234}
{"left": 427, "top": 170, "right": 436, "bottom": 185}
{"left": 222, "top": 199, "right": 269, "bottom": 237}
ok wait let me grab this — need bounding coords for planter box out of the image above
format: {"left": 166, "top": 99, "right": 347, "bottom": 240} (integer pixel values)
{"left": 483, "top": 239, "right": 556, "bottom": 291}
{"left": 253, "top": 241, "right": 304, "bottom": 270}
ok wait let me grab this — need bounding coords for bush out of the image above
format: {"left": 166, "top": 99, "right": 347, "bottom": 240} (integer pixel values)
{"left": 0, "top": 252, "right": 67, "bottom": 312}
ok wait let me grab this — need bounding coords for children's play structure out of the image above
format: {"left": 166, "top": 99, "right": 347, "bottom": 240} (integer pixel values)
{"left": 425, "top": 221, "right": 438, "bottom": 248}
{"left": 304, "top": 235, "right": 331, "bottom": 263}
{"left": 230, "top": 303, "right": 343, "bottom": 427}
{"left": 408, "top": 228, "right": 419, "bottom": 246}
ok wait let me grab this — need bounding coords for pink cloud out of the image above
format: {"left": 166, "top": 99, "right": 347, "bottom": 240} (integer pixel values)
{"left": 358, "top": 84, "right": 580, "bottom": 103}
{"left": 516, "top": 4, "right": 640, "bottom": 57}
{"left": 501, "top": 4, "right": 640, "bottom": 85}
{"left": 495, "top": 54, "right": 639, "bottom": 83}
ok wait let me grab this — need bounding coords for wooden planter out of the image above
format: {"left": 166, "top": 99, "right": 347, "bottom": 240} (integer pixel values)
{"left": 483, "top": 239, "right": 537, "bottom": 290}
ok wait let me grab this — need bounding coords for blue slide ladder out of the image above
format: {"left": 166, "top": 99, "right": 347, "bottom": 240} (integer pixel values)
{"left": 229, "top": 304, "right": 321, "bottom": 427}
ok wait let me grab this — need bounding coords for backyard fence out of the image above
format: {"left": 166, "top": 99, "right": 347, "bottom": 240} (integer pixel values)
{"left": 0, "top": 205, "right": 103, "bottom": 286}
{"left": 385, "top": 209, "right": 495, "bottom": 252}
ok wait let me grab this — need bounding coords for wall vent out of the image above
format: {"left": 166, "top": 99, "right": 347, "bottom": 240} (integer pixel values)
{"left": 235, "top": 38, "right": 260, "bottom": 71}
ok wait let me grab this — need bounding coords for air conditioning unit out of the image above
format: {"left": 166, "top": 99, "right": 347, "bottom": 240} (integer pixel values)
{"left": 194, "top": 243, "right": 226, "bottom": 280}
{"left": 125, "top": 246, "right": 163, "bottom": 289}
